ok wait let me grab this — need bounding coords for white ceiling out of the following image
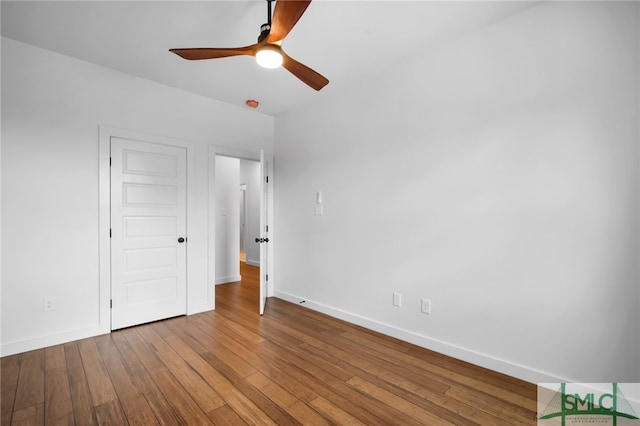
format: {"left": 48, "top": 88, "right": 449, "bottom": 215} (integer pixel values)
{"left": 1, "top": 1, "right": 538, "bottom": 116}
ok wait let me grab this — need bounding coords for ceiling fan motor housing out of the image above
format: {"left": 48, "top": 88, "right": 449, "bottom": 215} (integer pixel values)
{"left": 258, "top": 23, "right": 271, "bottom": 43}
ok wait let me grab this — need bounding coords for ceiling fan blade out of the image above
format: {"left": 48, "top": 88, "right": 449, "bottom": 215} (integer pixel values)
{"left": 169, "top": 45, "right": 257, "bottom": 60}
{"left": 282, "top": 52, "right": 329, "bottom": 91}
{"left": 267, "top": 0, "right": 311, "bottom": 43}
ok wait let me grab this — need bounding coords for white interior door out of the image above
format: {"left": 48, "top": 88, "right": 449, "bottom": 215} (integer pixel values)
{"left": 259, "top": 150, "right": 269, "bottom": 315}
{"left": 110, "top": 137, "right": 187, "bottom": 330}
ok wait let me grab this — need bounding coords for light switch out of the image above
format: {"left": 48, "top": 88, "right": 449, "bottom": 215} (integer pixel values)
{"left": 393, "top": 292, "right": 402, "bottom": 307}
{"left": 315, "top": 204, "right": 324, "bottom": 216}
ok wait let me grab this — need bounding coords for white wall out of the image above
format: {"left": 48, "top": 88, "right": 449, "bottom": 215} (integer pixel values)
{"left": 240, "top": 159, "right": 261, "bottom": 266}
{"left": 1, "top": 37, "right": 274, "bottom": 356}
{"left": 274, "top": 2, "right": 639, "bottom": 383}
{"left": 215, "top": 156, "right": 241, "bottom": 284}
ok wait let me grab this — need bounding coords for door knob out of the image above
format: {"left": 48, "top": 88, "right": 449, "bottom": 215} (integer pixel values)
{"left": 178, "top": 237, "right": 185, "bottom": 243}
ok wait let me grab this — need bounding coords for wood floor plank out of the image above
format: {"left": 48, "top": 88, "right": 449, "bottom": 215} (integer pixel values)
{"left": 445, "top": 383, "right": 537, "bottom": 423}
{"left": 77, "top": 338, "right": 118, "bottom": 406}
{"left": 268, "top": 300, "right": 358, "bottom": 337}
{"left": 44, "top": 346, "right": 66, "bottom": 371}
{"left": 162, "top": 316, "right": 210, "bottom": 355}
{"left": 165, "top": 319, "right": 257, "bottom": 378}
{"left": 94, "top": 334, "right": 160, "bottom": 425}
{"left": 44, "top": 364, "right": 74, "bottom": 425}
{"left": 308, "top": 396, "right": 366, "bottom": 425}
{"left": 11, "top": 402, "right": 44, "bottom": 426}
{"left": 407, "top": 345, "right": 535, "bottom": 399}
{"left": 204, "top": 311, "right": 266, "bottom": 346}
{"left": 316, "top": 313, "right": 535, "bottom": 412}
{"left": 247, "top": 359, "right": 319, "bottom": 405}
{"left": 63, "top": 342, "right": 97, "bottom": 425}
{"left": 1, "top": 262, "right": 538, "bottom": 425}
{"left": 135, "top": 324, "right": 225, "bottom": 413}
{"left": 110, "top": 331, "right": 182, "bottom": 425}
{"left": 407, "top": 346, "right": 538, "bottom": 406}
{"left": 293, "top": 321, "right": 451, "bottom": 396}
{"left": 118, "top": 394, "right": 161, "bottom": 426}
{"left": 190, "top": 314, "right": 288, "bottom": 370}
{"left": 94, "top": 334, "right": 141, "bottom": 400}
{"left": 207, "top": 404, "right": 249, "bottom": 425}
{"left": 245, "top": 372, "right": 331, "bottom": 426}
{"left": 94, "top": 399, "right": 128, "bottom": 425}
{"left": 199, "top": 351, "right": 296, "bottom": 426}
{"left": 393, "top": 348, "right": 536, "bottom": 411}
{"left": 161, "top": 333, "right": 249, "bottom": 394}
{"left": 253, "top": 340, "right": 422, "bottom": 425}
{"left": 188, "top": 315, "right": 320, "bottom": 404}
{"left": 1, "top": 354, "right": 21, "bottom": 425}
{"left": 120, "top": 328, "right": 214, "bottom": 425}
{"left": 273, "top": 302, "right": 534, "bottom": 424}
{"left": 304, "top": 334, "right": 452, "bottom": 394}
{"left": 301, "top": 340, "right": 501, "bottom": 425}
{"left": 13, "top": 349, "right": 44, "bottom": 412}
{"left": 271, "top": 338, "right": 355, "bottom": 382}
{"left": 347, "top": 375, "right": 459, "bottom": 425}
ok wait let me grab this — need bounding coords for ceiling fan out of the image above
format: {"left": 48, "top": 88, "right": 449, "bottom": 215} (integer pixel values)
{"left": 170, "top": 0, "right": 329, "bottom": 91}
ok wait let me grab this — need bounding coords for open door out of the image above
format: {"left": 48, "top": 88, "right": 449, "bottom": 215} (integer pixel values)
{"left": 258, "top": 150, "right": 269, "bottom": 315}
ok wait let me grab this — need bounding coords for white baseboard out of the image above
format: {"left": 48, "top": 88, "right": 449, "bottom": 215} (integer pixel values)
{"left": 274, "top": 290, "right": 566, "bottom": 385}
{"left": 215, "top": 275, "right": 242, "bottom": 285}
{"left": 2, "top": 304, "right": 214, "bottom": 357}
{"left": 246, "top": 259, "right": 260, "bottom": 267}
{"left": 1, "top": 324, "right": 110, "bottom": 357}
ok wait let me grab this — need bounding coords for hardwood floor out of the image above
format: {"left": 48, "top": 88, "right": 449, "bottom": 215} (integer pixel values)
{"left": 1, "top": 263, "right": 538, "bottom": 425}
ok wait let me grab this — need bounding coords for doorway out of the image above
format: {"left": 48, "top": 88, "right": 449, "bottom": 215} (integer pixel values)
{"left": 214, "top": 155, "right": 261, "bottom": 289}
{"left": 208, "top": 146, "right": 271, "bottom": 316}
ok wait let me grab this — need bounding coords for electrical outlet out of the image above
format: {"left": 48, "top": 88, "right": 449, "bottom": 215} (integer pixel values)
{"left": 43, "top": 298, "right": 56, "bottom": 312}
{"left": 393, "top": 292, "right": 402, "bottom": 307}
{"left": 421, "top": 298, "right": 431, "bottom": 314}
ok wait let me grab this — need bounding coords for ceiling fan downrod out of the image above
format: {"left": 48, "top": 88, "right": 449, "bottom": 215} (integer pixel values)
{"left": 258, "top": 0, "right": 274, "bottom": 43}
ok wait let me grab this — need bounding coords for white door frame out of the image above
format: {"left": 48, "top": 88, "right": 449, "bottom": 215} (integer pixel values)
{"left": 239, "top": 184, "right": 247, "bottom": 252}
{"left": 208, "top": 144, "right": 275, "bottom": 308}
{"left": 98, "top": 126, "right": 199, "bottom": 332}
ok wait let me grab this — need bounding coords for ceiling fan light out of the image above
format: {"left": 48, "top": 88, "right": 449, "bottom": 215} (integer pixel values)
{"left": 256, "top": 46, "right": 283, "bottom": 69}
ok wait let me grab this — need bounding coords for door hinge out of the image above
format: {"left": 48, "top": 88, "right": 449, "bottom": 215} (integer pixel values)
{"left": 266, "top": 274, "right": 268, "bottom": 281}
{"left": 265, "top": 225, "right": 268, "bottom": 233}
{"left": 110, "top": 299, "right": 113, "bottom": 308}
{"left": 109, "top": 157, "right": 112, "bottom": 167}
{"left": 110, "top": 228, "right": 112, "bottom": 238}
{"left": 265, "top": 175, "right": 269, "bottom": 183}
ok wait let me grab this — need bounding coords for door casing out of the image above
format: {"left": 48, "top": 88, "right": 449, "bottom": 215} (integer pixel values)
{"left": 99, "top": 126, "right": 202, "bottom": 333}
